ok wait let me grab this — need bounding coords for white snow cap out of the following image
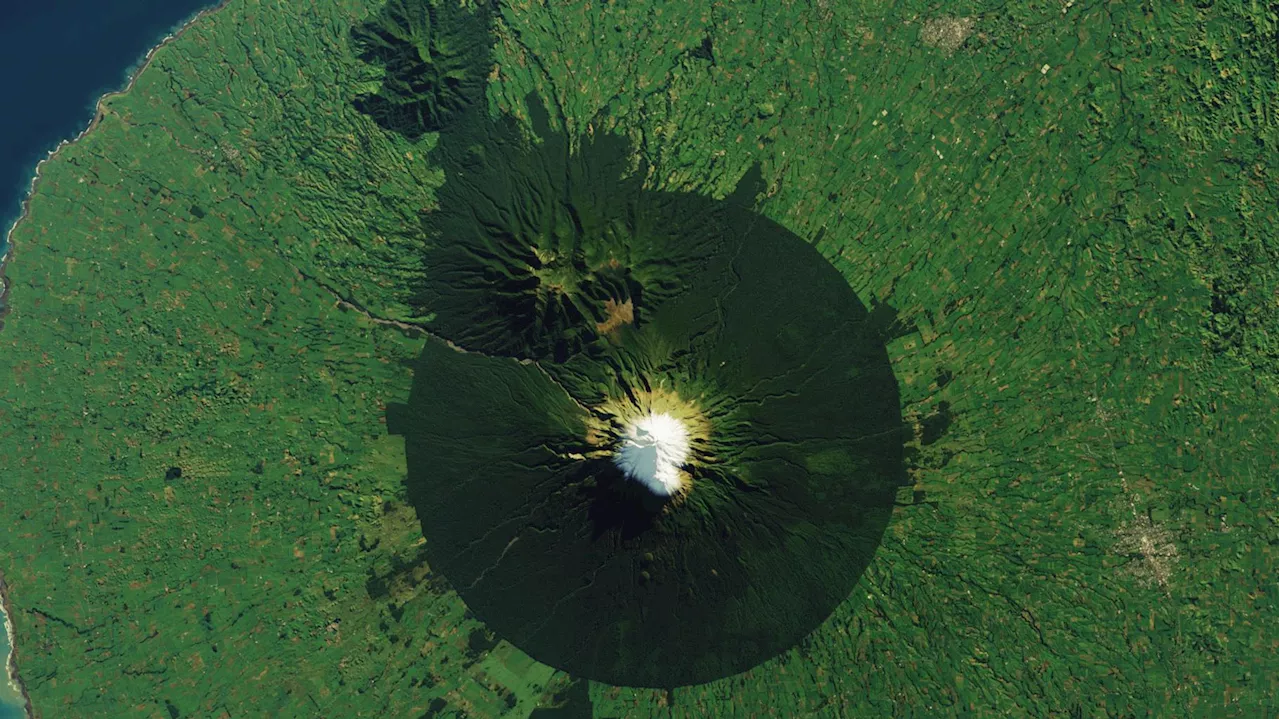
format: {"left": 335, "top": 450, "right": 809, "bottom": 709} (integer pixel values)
{"left": 613, "top": 411, "right": 691, "bottom": 496}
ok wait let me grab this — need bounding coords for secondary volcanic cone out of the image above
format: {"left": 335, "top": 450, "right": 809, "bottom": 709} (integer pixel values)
{"left": 388, "top": 97, "right": 907, "bottom": 688}
{"left": 351, "top": 0, "right": 492, "bottom": 139}
{"left": 413, "top": 101, "right": 727, "bottom": 362}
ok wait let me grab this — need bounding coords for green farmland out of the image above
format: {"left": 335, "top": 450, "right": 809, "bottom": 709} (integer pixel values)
{"left": 0, "top": 0, "right": 1275, "bottom": 716}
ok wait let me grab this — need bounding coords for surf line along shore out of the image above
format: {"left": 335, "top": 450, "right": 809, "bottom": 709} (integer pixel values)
{"left": 0, "top": 1, "right": 233, "bottom": 715}
{"left": 0, "top": 577, "right": 33, "bottom": 718}
{"left": 0, "top": 0, "right": 232, "bottom": 333}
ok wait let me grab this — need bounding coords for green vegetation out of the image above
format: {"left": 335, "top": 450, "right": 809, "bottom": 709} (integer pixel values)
{"left": 391, "top": 86, "right": 905, "bottom": 686}
{"left": 352, "top": 0, "right": 493, "bottom": 139}
{"left": 0, "top": 0, "right": 1275, "bottom": 716}
{"left": 413, "top": 97, "right": 728, "bottom": 361}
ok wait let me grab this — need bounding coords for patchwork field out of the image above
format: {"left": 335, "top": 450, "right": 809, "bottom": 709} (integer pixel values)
{"left": 0, "top": 0, "right": 1274, "bottom": 716}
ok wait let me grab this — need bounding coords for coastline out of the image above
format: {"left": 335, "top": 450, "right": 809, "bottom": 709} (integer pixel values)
{"left": 0, "top": 577, "right": 32, "bottom": 719}
{"left": 0, "top": 0, "right": 231, "bottom": 333}
{"left": 0, "top": 1, "right": 233, "bottom": 716}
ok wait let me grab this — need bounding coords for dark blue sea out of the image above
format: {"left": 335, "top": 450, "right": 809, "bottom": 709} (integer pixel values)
{"left": 0, "top": 4, "right": 218, "bottom": 713}
{"left": 0, "top": 619, "right": 20, "bottom": 719}
{"left": 1, "top": 0, "right": 218, "bottom": 254}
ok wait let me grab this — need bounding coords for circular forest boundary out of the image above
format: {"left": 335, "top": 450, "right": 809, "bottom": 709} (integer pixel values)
{"left": 0, "top": 0, "right": 1274, "bottom": 717}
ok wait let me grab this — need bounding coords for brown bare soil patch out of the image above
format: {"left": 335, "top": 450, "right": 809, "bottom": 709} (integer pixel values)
{"left": 595, "top": 298, "right": 634, "bottom": 335}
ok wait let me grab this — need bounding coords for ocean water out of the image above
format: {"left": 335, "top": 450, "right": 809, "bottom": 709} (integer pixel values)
{"left": 0, "top": 0, "right": 218, "bottom": 252}
{"left": 0, "top": 605, "right": 23, "bottom": 719}
{"left": 0, "top": 620, "right": 18, "bottom": 719}
{"left": 0, "top": 2, "right": 219, "bottom": 713}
